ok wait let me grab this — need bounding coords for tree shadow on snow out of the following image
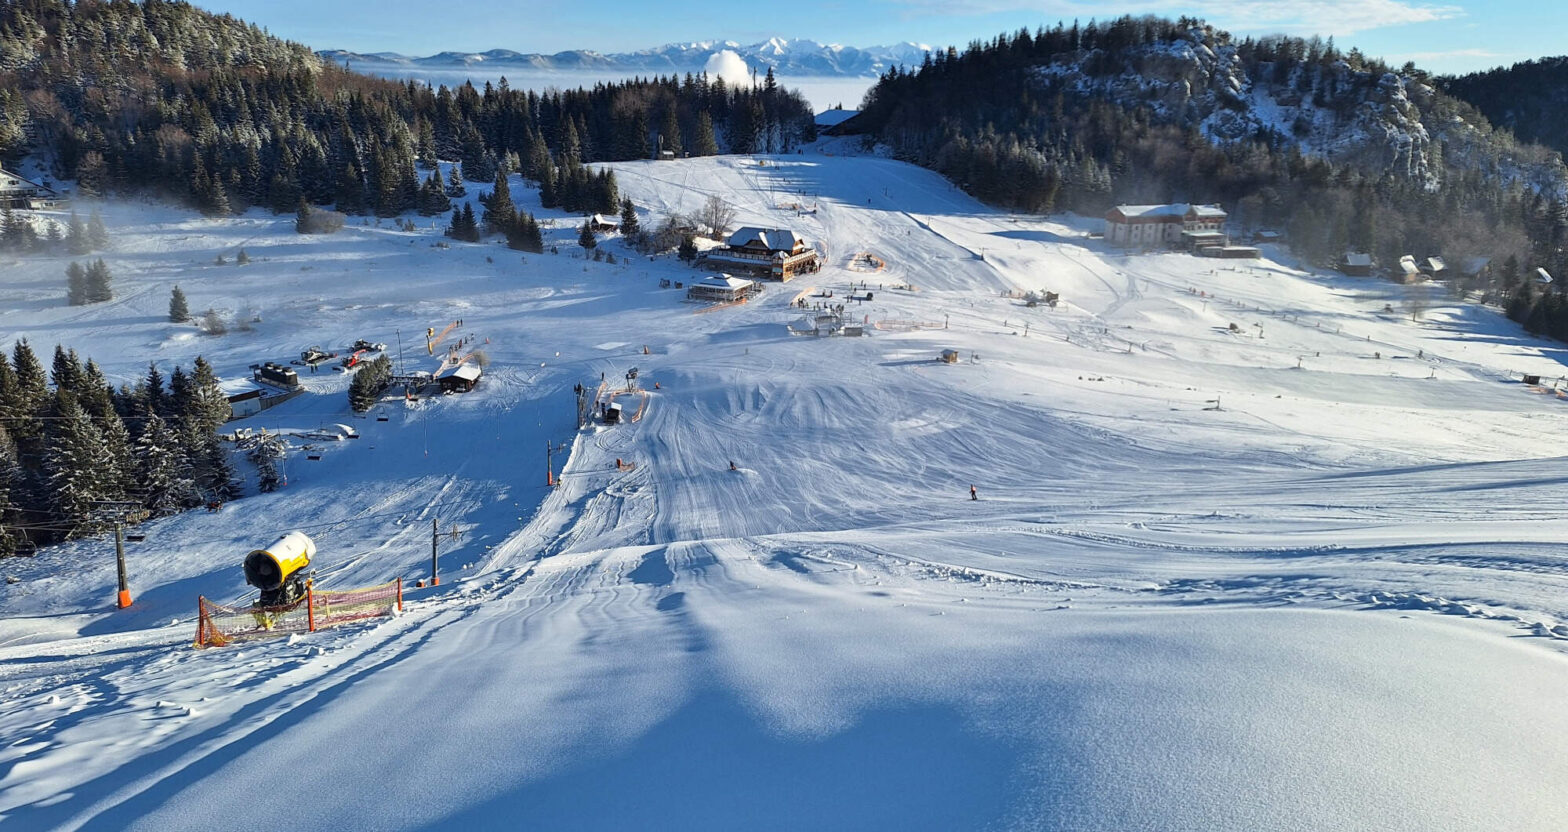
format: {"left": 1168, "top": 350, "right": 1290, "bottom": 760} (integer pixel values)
{"left": 421, "top": 693, "right": 1034, "bottom": 832}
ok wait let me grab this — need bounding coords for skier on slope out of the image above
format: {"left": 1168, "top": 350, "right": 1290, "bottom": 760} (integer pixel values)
{"left": 970, "top": 484, "right": 977, "bottom": 501}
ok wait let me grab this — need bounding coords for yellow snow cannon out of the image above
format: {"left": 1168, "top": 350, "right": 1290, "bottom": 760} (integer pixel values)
{"left": 244, "top": 532, "right": 316, "bottom": 607}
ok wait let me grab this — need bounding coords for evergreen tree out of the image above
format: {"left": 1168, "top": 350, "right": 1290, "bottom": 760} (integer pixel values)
{"left": 0, "top": 425, "right": 19, "bottom": 557}
{"left": 65, "top": 261, "right": 87, "bottom": 306}
{"left": 446, "top": 203, "right": 481, "bottom": 242}
{"left": 447, "top": 163, "right": 466, "bottom": 197}
{"left": 87, "top": 209, "right": 108, "bottom": 251}
{"left": 51, "top": 346, "right": 83, "bottom": 394}
{"left": 335, "top": 163, "right": 367, "bottom": 214}
{"left": 143, "top": 362, "right": 169, "bottom": 418}
{"left": 692, "top": 112, "right": 719, "bottom": 156}
{"left": 85, "top": 259, "right": 112, "bottom": 303}
{"left": 620, "top": 199, "right": 640, "bottom": 237}
{"left": 43, "top": 390, "right": 109, "bottom": 536}
{"left": 508, "top": 211, "right": 544, "bottom": 253}
{"left": 11, "top": 340, "right": 49, "bottom": 425}
{"left": 134, "top": 409, "right": 196, "bottom": 514}
{"left": 678, "top": 234, "right": 698, "bottom": 261}
{"left": 188, "top": 427, "right": 238, "bottom": 501}
{"left": 236, "top": 249, "right": 249, "bottom": 265}
{"left": 66, "top": 211, "right": 89, "bottom": 255}
{"left": 659, "top": 106, "right": 683, "bottom": 157}
{"left": 579, "top": 222, "right": 597, "bottom": 251}
{"left": 484, "top": 166, "right": 516, "bottom": 235}
{"left": 539, "top": 164, "right": 560, "bottom": 209}
{"left": 187, "top": 357, "right": 232, "bottom": 434}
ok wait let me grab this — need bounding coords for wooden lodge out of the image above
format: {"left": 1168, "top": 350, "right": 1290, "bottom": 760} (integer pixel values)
{"left": 699, "top": 226, "right": 820, "bottom": 281}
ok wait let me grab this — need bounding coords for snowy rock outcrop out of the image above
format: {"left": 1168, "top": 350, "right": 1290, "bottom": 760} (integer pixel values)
{"left": 1032, "top": 25, "right": 1563, "bottom": 193}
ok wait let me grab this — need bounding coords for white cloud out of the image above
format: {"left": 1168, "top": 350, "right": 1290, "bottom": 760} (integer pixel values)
{"left": 704, "top": 49, "right": 754, "bottom": 87}
{"left": 889, "top": 1, "right": 1464, "bottom": 37}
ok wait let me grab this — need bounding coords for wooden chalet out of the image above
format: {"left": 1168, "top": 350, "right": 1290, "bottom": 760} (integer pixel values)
{"left": 699, "top": 226, "right": 820, "bottom": 280}
{"left": 439, "top": 363, "right": 482, "bottom": 393}
{"left": 1340, "top": 252, "right": 1374, "bottom": 276}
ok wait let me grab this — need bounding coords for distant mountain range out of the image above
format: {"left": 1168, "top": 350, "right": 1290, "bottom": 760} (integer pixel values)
{"left": 318, "top": 38, "right": 933, "bottom": 77}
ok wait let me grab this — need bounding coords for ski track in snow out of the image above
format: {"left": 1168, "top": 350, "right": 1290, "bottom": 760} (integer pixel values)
{"left": 3, "top": 148, "right": 1568, "bottom": 830}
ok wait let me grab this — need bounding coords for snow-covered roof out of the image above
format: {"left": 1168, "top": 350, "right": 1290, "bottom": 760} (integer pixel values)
{"left": 1113, "top": 204, "right": 1188, "bottom": 219}
{"left": 452, "top": 363, "right": 482, "bottom": 381}
{"left": 1536, "top": 268, "right": 1553, "bottom": 284}
{"left": 1424, "top": 256, "right": 1446, "bottom": 272}
{"left": 1398, "top": 255, "right": 1420, "bottom": 274}
{"left": 698, "top": 274, "right": 756, "bottom": 290}
{"left": 1460, "top": 256, "right": 1492, "bottom": 275}
{"left": 1110, "top": 203, "right": 1226, "bottom": 220}
{"left": 726, "top": 227, "right": 804, "bottom": 251}
{"left": 590, "top": 213, "right": 619, "bottom": 226}
{"left": 219, "top": 378, "right": 262, "bottom": 397}
{"left": 815, "top": 108, "right": 858, "bottom": 127}
{"left": 1344, "top": 253, "right": 1373, "bottom": 267}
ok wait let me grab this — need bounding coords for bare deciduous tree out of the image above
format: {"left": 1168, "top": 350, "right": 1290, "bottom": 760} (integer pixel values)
{"left": 698, "top": 195, "right": 736, "bottom": 241}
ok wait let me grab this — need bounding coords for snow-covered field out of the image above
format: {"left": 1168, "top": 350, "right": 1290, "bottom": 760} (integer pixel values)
{"left": 3, "top": 146, "right": 1568, "bottom": 830}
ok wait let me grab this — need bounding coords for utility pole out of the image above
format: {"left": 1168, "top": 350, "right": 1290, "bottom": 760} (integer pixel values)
{"left": 396, "top": 328, "right": 405, "bottom": 375}
{"left": 430, "top": 517, "right": 439, "bottom": 586}
{"left": 546, "top": 441, "right": 555, "bottom": 487}
{"left": 114, "top": 523, "right": 130, "bottom": 608}
{"left": 91, "top": 500, "right": 143, "bottom": 609}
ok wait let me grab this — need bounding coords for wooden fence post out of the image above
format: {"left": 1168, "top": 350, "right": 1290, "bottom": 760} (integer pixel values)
{"left": 396, "top": 577, "right": 403, "bottom": 612}
{"left": 307, "top": 581, "right": 316, "bottom": 632}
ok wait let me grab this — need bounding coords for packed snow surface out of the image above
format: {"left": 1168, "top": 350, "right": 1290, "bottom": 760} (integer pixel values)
{"left": 3, "top": 147, "right": 1568, "bottom": 830}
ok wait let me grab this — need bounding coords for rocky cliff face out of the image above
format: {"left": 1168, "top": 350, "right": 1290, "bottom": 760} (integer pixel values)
{"left": 1034, "top": 27, "right": 1563, "bottom": 195}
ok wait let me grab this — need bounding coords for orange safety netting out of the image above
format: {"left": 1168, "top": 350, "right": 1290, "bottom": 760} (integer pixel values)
{"left": 195, "top": 579, "right": 402, "bottom": 648}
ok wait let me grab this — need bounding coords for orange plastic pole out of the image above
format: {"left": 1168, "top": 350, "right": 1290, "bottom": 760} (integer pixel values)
{"left": 306, "top": 582, "right": 316, "bottom": 632}
{"left": 396, "top": 577, "right": 403, "bottom": 612}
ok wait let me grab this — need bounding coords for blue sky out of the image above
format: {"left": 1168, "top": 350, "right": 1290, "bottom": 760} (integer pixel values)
{"left": 200, "top": 0, "right": 1556, "bottom": 75}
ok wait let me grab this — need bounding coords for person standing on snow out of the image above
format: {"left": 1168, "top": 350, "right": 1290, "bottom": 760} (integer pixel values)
{"left": 970, "top": 484, "right": 977, "bottom": 501}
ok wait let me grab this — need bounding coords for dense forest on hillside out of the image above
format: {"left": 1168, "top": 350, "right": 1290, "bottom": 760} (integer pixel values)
{"left": 854, "top": 16, "right": 1568, "bottom": 310}
{"left": 0, "top": 0, "right": 815, "bottom": 218}
{"left": 1442, "top": 57, "right": 1568, "bottom": 161}
{"left": 0, "top": 340, "right": 236, "bottom": 554}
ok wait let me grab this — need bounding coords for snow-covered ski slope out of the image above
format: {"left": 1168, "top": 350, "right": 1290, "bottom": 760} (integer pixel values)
{"left": 3, "top": 147, "right": 1568, "bottom": 830}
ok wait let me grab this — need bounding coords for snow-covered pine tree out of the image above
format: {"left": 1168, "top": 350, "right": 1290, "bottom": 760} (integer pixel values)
{"left": 50, "top": 346, "right": 82, "bottom": 394}
{"left": 0, "top": 425, "right": 19, "bottom": 556}
{"left": 85, "top": 259, "right": 112, "bottom": 303}
{"left": 187, "top": 357, "right": 232, "bottom": 433}
{"left": 43, "top": 390, "right": 110, "bottom": 536}
{"left": 66, "top": 211, "right": 89, "bottom": 255}
{"left": 578, "top": 222, "right": 596, "bottom": 251}
{"left": 65, "top": 261, "right": 87, "bottom": 306}
{"left": 10, "top": 341, "right": 49, "bottom": 451}
{"left": 143, "top": 362, "right": 169, "bottom": 418}
{"left": 134, "top": 410, "right": 197, "bottom": 514}
{"left": 169, "top": 285, "right": 190, "bottom": 322}
{"left": 87, "top": 210, "right": 108, "bottom": 251}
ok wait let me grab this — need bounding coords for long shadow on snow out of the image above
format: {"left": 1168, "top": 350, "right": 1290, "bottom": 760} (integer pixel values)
{"left": 422, "top": 693, "right": 1030, "bottom": 832}
{"left": 13, "top": 607, "right": 467, "bottom": 832}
